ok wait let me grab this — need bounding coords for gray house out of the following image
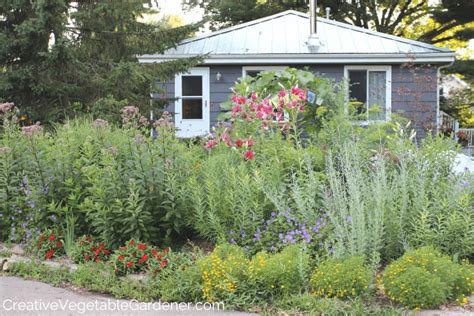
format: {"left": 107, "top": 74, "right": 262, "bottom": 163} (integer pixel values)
{"left": 138, "top": 10, "right": 456, "bottom": 138}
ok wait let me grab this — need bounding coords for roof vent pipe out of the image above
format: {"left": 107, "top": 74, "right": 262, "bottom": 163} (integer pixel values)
{"left": 326, "top": 7, "right": 331, "bottom": 19}
{"left": 307, "top": 0, "right": 321, "bottom": 51}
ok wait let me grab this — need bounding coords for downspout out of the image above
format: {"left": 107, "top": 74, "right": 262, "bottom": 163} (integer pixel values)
{"left": 437, "top": 60, "right": 455, "bottom": 133}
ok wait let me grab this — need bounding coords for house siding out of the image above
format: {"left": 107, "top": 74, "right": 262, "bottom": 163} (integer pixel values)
{"left": 391, "top": 64, "right": 438, "bottom": 138}
{"left": 157, "top": 64, "right": 438, "bottom": 138}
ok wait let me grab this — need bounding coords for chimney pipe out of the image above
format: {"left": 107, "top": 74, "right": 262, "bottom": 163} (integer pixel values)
{"left": 309, "top": 0, "right": 317, "bottom": 34}
{"left": 307, "top": 0, "right": 321, "bottom": 51}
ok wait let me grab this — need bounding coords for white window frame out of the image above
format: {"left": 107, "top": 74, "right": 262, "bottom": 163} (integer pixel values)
{"left": 242, "top": 66, "right": 286, "bottom": 78}
{"left": 344, "top": 65, "right": 392, "bottom": 123}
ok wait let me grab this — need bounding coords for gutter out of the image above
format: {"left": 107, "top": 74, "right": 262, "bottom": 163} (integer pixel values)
{"left": 138, "top": 53, "right": 456, "bottom": 65}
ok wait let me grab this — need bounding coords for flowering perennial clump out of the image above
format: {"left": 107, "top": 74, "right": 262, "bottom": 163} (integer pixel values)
{"left": 112, "top": 239, "right": 170, "bottom": 275}
{"left": 204, "top": 131, "right": 256, "bottom": 161}
{"left": 71, "top": 235, "right": 111, "bottom": 264}
{"left": 228, "top": 210, "right": 329, "bottom": 254}
{"left": 230, "top": 87, "right": 306, "bottom": 128}
{"left": 310, "top": 256, "right": 372, "bottom": 299}
{"left": 35, "top": 229, "right": 65, "bottom": 260}
{"left": 382, "top": 247, "right": 474, "bottom": 309}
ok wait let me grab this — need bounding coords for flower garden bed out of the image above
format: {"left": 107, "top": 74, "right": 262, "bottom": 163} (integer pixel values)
{"left": 1, "top": 68, "right": 474, "bottom": 314}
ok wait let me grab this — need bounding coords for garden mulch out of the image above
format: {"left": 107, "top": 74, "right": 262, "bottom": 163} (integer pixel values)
{"left": 0, "top": 276, "right": 257, "bottom": 316}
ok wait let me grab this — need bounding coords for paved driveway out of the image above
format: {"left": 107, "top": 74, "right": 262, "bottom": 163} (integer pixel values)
{"left": 0, "top": 276, "right": 256, "bottom": 316}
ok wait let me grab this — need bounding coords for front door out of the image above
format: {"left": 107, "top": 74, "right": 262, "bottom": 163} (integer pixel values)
{"left": 175, "top": 68, "right": 210, "bottom": 138}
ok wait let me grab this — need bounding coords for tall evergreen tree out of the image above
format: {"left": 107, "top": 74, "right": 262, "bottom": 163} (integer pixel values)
{"left": 0, "top": 0, "right": 200, "bottom": 122}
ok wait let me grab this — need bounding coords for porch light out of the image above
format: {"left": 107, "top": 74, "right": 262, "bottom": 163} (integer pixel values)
{"left": 216, "top": 72, "right": 223, "bottom": 81}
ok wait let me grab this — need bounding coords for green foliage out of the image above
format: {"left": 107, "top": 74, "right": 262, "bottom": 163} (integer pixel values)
{"left": 273, "top": 294, "right": 402, "bottom": 316}
{"left": 310, "top": 257, "right": 373, "bottom": 299}
{"left": 249, "top": 245, "right": 310, "bottom": 298}
{"left": 223, "top": 67, "right": 347, "bottom": 133}
{"left": 153, "top": 250, "right": 203, "bottom": 302}
{"left": 111, "top": 240, "right": 170, "bottom": 275}
{"left": 197, "top": 244, "right": 310, "bottom": 306}
{"left": 323, "top": 120, "right": 473, "bottom": 263}
{"left": 0, "top": 0, "right": 200, "bottom": 123}
{"left": 34, "top": 229, "right": 65, "bottom": 260}
{"left": 70, "top": 262, "right": 117, "bottom": 293}
{"left": 9, "top": 261, "right": 70, "bottom": 286}
{"left": 383, "top": 247, "right": 474, "bottom": 309}
{"left": 70, "top": 235, "right": 111, "bottom": 264}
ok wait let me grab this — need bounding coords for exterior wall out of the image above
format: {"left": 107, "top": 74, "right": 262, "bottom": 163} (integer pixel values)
{"left": 157, "top": 63, "right": 439, "bottom": 138}
{"left": 391, "top": 64, "right": 438, "bottom": 138}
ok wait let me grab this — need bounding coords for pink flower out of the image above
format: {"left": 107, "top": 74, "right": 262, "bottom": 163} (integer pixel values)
{"left": 278, "top": 90, "right": 287, "bottom": 98}
{"left": 121, "top": 106, "right": 139, "bottom": 115}
{"left": 92, "top": 119, "right": 108, "bottom": 128}
{"left": 246, "top": 139, "right": 255, "bottom": 147}
{"left": 244, "top": 150, "right": 255, "bottom": 161}
{"left": 250, "top": 92, "right": 258, "bottom": 100}
{"left": 0, "top": 102, "right": 14, "bottom": 114}
{"left": 291, "top": 87, "right": 306, "bottom": 100}
{"left": 21, "top": 123, "right": 43, "bottom": 137}
{"left": 205, "top": 139, "right": 219, "bottom": 149}
{"left": 232, "top": 104, "right": 243, "bottom": 114}
{"left": 221, "top": 133, "right": 233, "bottom": 147}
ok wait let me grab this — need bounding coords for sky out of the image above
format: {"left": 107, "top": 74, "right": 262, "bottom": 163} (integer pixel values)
{"left": 156, "top": 0, "right": 203, "bottom": 24}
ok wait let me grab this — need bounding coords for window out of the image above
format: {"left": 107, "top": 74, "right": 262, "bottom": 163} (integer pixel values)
{"left": 345, "top": 66, "right": 391, "bottom": 121}
{"left": 242, "top": 66, "right": 286, "bottom": 78}
{"left": 181, "top": 75, "right": 203, "bottom": 119}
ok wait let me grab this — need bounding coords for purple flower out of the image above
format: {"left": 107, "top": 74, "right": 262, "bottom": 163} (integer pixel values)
{"left": 230, "top": 238, "right": 236, "bottom": 244}
{"left": 240, "top": 230, "right": 246, "bottom": 238}
{"left": 346, "top": 216, "right": 352, "bottom": 223}
{"left": 271, "top": 212, "right": 276, "bottom": 217}
{"left": 253, "top": 228, "right": 261, "bottom": 242}
{"left": 50, "top": 215, "right": 57, "bottom": 222}
{"left": 26, "top": 200, "right": 36, "bottom": 209}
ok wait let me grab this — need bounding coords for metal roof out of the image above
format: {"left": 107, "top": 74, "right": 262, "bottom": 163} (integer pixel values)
{"left": 139, "top": 10, "right": 455, "bottom": 64}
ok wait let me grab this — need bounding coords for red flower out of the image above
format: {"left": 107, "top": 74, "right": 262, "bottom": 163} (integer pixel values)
{"left": 45, "top": 249, "right": 55, "bottom": 260}
{"left": 138, "top": 254, "right": 148, "bottom": 264}
{"left": 160, "top": 260, "right": 168, "bottom": 268}
{"left": 235, "top": 139, "right": 244, "bottom": 148}
{"left": 163, "top": 248, "right": 169, "bottom": 254}
{"left": 244, "top": 150, "right": 255, "bottom": 161}
{"left": 137, "top": 243, "right": 147, "bottom": 250}
{"left": 95, "top": 258, "right": 101, "bottom": 263}
{"left": 126, "top": 261, "right": 134, "bottom": 268}
{"left": 85, "top": 255, "right": 91, "bottom": 261}
{"left": 56, "top": 241, "right": 62, "bottom": 248}
{"left": 94, "top": 249, "right": 101, "bottom": 256}
{"left": 128, "top": 240, "right": 135, "bottom": 246}
{"left": 48, "top": 234, "right": 56, "bottom": 241}
{"left": 117, "top": 255, "right": 124, "bottom": 261}
{"left": 103, "top": 249, "right": 110, "bottom": 255}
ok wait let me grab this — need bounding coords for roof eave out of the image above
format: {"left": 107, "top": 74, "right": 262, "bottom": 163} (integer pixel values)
{"left": 138, "top": 53, "right": 456, "bottom": 64}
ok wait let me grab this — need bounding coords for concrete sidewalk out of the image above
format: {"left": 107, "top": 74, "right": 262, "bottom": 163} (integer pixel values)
{"left": 0, "top": 276, "right": 256, "bottom": 316}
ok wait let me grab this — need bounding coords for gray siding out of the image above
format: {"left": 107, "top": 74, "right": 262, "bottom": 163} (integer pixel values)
{"left": 157, "top": 64, "right": 438, "bottom": 138}
{"left": 391, "top": 64, "right": 438, "bottom": 138}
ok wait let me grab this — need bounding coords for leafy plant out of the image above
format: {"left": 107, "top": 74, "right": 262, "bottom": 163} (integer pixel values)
{"left": 383, "top": 247, "right": 474, "bottom": 308}
{"left": 70, "top": 235, "right": 111, "bottom": 264}
{"left": 111, "top": 240, "right": 170, "bottom": 275}
{"left": 34, "top": 229, "right": 65, "bottom": 260}
{"left": 310, "top": 257, "right": 373, "bottom": 299}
